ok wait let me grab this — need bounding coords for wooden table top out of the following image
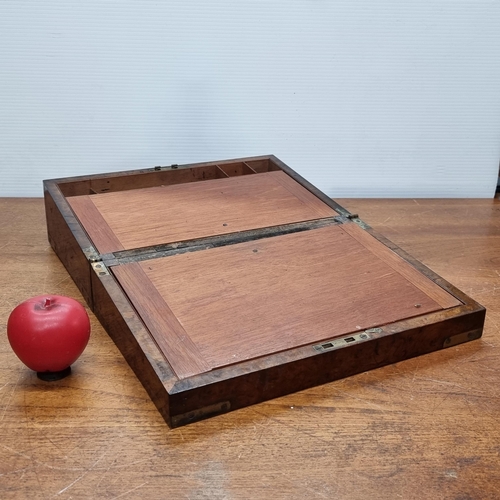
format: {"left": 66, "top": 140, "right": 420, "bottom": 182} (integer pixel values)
{"left": 1, "top": 197, "right": 499, "bottom": 499}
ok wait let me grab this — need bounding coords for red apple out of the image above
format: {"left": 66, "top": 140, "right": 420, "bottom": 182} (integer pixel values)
{"left": 7, "top": 295, "right": 90, "bottom": 378}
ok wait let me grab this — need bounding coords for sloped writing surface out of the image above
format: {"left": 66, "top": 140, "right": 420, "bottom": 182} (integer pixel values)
{"left": 112, "top": 225, "right": 459, "bottom": 379}
{"left": 67, "top": 171, "right": 338, "bottom": 254}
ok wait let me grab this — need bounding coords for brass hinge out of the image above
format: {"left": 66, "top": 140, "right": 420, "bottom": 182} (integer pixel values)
{"left": 333, "top": 213, "right": 369, "bottom": 229}
{"left": 153, "top": 164, "right": 179, "bottom": 171}
{"left": 82, "top": 246, "right": 101, "bottom": 263}
{"left": 83, "top": 246, "right": 108, "bottom": 277}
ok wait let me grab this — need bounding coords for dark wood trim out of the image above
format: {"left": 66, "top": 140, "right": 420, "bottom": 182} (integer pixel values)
{"left": 168, "top": 302, "right": 485, "bottom": 426}
{"left": 111, "top": 262, "right": 211, "bottom": 379}
{"left": 43, "top": 181, "right": 95, "bottom": 307}
{"left": 90, "top": 268, "right": 176, "bottom": 427}
{"left": 269, "top": 155, "right": 353, "bottom": 217}
{"left": 66, "top": 195, "right": 125, "bottom": 254}
{"left": 340, "top": 221, "right": 461, "bottom": 309}
{"left": 352, "top": 220, "right": 483, "bottom": 308}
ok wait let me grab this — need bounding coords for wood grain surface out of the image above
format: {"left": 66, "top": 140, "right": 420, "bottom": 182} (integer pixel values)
{"left": 67, "top": 172, "right": 337, "bottom": 253}
{"left": 120, "top": 224, "right": 448, "bottom": 376}
{"left": 111, "top": 262, "right": 211, "bottom": 379}
{"left": 340, "top": 222, "right": 461, "bottom": 309}
{"left": 1, "top": 197, "right": 499, "bottom": 499}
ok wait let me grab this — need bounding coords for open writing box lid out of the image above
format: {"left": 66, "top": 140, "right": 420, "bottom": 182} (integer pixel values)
{"left": 44, "top": 155, "right": 484, "bottom": 426}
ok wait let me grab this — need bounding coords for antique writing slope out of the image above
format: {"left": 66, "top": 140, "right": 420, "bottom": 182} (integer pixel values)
{"left": 44, "top": 156, "right": 485, "bottom": 427}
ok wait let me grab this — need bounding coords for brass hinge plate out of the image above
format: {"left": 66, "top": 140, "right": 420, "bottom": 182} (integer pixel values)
{"left": 171, "top": 401, "right": 231, "bottom": 427}
{"left": 91, "top": 261, "right": 110, "bottom": 277}
{"left": 153, "top": 164, "right": 179, "bottom": 171}
{"left": 313, "top": 329, "right": 380, "bottom": 353}
{"left": 443, "top": 329, "right": 482, "bottom": 348}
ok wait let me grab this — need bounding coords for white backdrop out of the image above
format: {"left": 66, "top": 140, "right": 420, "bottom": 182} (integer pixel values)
{"left": 1, "top": 1, "right": 499, "bottom": 198}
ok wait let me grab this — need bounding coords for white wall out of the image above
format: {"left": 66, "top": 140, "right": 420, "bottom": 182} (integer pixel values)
{"left": 1, "top": 1, "right": 499, "bottom": 198}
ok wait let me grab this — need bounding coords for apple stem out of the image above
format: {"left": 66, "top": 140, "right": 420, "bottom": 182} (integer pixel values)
{"left": 44, "top": 298, "right": 52, "bottom": 308}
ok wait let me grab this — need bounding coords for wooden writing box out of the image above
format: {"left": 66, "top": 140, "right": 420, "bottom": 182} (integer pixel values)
{"left": 44, "top": 155, "right": 485, "bottom": 427}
